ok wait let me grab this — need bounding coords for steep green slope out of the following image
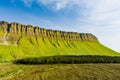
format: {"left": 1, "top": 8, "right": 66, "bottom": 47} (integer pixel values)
{"left": 0, "top": 36, "right": 119, "bottom": 60}
{"left": 18, "top": 36, "right": 119, "bottom": 56}
{"left": 0, "top": 21, "right": 119, "bottom": 60}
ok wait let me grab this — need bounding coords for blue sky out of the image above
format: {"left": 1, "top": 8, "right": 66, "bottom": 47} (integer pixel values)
{"left": 0, "top": 0, "right": 120, "bottom": 52}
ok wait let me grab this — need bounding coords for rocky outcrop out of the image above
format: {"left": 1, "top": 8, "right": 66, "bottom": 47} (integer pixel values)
{"left": 0, "top": 21, "right": 98, "bottom": 45}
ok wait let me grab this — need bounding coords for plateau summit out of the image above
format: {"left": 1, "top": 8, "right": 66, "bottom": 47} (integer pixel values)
{"left": 0, "top": 21, "right": 119, "bottom": 60}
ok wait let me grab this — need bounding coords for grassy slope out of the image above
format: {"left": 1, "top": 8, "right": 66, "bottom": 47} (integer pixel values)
{"left": 0, "top": 36, "right": 119, "bottom": 60}
{"left": 0, "top": 63, "right": 120, "bottom": 80}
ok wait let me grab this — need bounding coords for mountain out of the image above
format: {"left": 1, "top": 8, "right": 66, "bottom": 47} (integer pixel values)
{"left": 0, "top": 21, "right": 119, "bottom": 60}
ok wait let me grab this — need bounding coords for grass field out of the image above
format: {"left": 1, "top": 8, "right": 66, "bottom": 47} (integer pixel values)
{"left": 0, "top": 36, "right": 120, "bottom": 60}
{"left": 0, "top": 63, "right": 120, "bottom": 80}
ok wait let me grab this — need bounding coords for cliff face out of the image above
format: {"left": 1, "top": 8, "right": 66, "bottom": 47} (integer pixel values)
{"left": 0, "top": 21, "right": 119, "bottom": 60}
{"left": 0, "top": 21, "right": 98, "bottom": 45}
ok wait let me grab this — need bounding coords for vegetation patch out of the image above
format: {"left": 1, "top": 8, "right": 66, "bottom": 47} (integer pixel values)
{"left": 14, "top": 55, "right": 120, "bottom": 64}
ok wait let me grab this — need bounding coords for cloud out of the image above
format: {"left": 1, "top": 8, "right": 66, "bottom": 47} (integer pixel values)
{"left": 55, "top": 1, "right": 68, "bottom": 10}
{"left": 21, "top": 0, "right": 81, "bottom": 10}
{"left": 21, "top": 0, "right": 34, "bottom": 7}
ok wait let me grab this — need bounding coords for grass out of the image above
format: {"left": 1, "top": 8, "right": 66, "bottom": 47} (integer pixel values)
{"left": 0, "top": 36, "right": 120, "bottom": 60}
{"left": 0, "top": 63, "right": 27, "bottom": 80}
{"left": 0, "top": 63, "right": 120, "bottom": 80}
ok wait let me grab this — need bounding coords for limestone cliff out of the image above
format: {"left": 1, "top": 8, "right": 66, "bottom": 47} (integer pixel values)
{"left": 0, "top": 21, "right": 98, "bottom": 45}
{"left": 0, "top": 21, "right": 119, "bottom": 60}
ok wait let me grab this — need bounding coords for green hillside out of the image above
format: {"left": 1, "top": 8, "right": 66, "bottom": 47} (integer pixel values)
{"left": 0, "top": 35, "right": 119, "bottom": 60}
{"left": 0, "top": 21, "right": 119, "bottom": 60}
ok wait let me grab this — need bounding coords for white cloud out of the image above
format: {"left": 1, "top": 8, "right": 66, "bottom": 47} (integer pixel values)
{"left": 21, "top": 0, "right": 34, "bottom": 7}
{"left": 55, "top": 1, "right": 67, "bottom": 10}
{"left": 21, "top": 0, "right": 81, "bottom": 10}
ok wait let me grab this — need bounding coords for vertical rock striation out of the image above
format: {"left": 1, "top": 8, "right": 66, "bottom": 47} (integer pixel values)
{"left": 0, "top": 21, "right": 98, "bottom": 45}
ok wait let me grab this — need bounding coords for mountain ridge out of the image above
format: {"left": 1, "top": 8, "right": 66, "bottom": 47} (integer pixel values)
{"left": 0, "top": 21, "right": 119, "bottom": 60}
{"left": 0, "top": 21, "right": 98, "bottom": 45}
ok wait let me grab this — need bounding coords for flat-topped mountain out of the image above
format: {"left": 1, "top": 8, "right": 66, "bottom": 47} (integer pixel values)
{"left": 0, "top": 21, "right": 119, "bottom": 60}
{"left": 0, "top": 21, "right": 97, "bottom": 45}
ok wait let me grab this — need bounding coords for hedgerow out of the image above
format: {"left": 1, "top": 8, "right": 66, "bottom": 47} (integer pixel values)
{"left": 13, "top": 55, "right": 120, "bottom": 64}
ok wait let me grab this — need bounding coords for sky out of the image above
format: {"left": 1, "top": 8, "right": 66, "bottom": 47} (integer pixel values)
{"left": 0, "top": 0, "right": 120, "bottom": 52}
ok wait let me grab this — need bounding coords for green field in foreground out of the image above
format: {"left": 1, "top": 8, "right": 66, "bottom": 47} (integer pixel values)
{"left": 0, "top": 37, "right": 120, "bottom": 60}
{"left": 0, "top": 63, "right": 120, "bottom": 80}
